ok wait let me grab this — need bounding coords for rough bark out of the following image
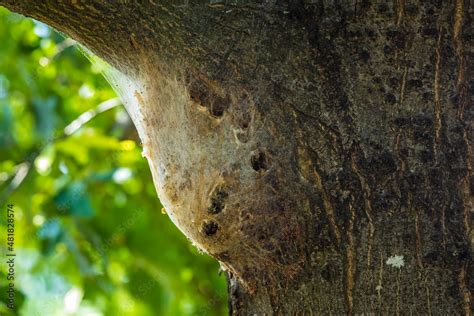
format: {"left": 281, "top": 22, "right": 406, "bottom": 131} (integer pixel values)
{"left": 1, "top": 1, "right": 472, "bottom": 314}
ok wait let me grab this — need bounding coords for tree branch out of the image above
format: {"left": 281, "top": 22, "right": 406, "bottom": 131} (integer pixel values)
{"left": 0, "top": 1, "right": 280, "bottom": 76}
{"left": 0, "top": 1, "right": 151, "bottom": 73}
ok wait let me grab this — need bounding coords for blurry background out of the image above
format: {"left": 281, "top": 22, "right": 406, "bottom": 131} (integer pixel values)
{"left": 0, "top": 8, "right": 227, "bottom": 316}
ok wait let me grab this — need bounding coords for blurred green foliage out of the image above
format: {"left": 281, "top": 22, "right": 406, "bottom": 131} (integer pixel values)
{"left": 0, "top": 8, "right": 227, "bottom": 316}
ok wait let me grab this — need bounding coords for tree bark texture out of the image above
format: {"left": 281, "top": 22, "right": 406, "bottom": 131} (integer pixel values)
{"left": 1, "top": 1, "right": 472, "bottom": 314}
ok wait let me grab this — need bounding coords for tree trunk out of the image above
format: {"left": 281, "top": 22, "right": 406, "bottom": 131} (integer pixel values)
{"left": 1, "top": 1, "right": 472, "bottom": 314}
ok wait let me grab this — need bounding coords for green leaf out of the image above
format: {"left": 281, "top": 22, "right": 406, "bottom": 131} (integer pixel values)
{"left": 54, "top": 181, "right": 95, "bottom": 218}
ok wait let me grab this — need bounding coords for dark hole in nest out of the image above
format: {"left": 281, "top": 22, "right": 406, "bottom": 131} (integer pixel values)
{"left": 187, "top": 77, "right": 230, "bottom": 118}
{"left": 210, "top": 95, "right": 230, "bottom": 117}
{"left": 188, "top": 81, "right": 209, "bottom": 105}
{"left": 236, "top": 111, "right": 251, "bottom": 129}
{"left": 251, "top": 150, "right": 269, "bottom": 171}
{"left": 203, "top": 221, "right": 219, "bottom": 236}
{"left": 208, "top": 188, "right": 228, "bottom": 214}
